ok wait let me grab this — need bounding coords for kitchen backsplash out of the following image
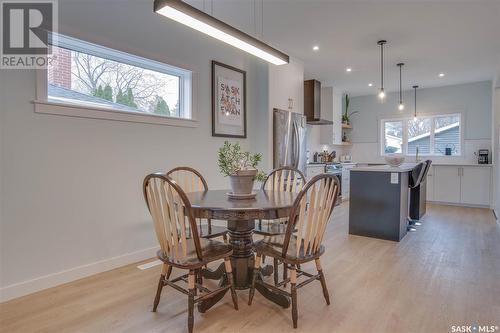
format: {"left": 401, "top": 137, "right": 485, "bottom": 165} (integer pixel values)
{"left": 350, "top": 139, "right": 491, "bottom": 164}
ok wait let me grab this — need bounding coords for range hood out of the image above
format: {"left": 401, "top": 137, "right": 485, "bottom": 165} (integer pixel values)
{"left": 304, "top": 79, "right": 333, "bottom": 125}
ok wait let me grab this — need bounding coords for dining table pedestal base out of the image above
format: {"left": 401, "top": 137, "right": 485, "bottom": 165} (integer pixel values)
{"left": 227, "top": 219, "right": 255, "bottom": 289}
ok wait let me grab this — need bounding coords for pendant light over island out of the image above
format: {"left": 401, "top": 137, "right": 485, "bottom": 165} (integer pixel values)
{"left": 377, "top": 40, "right": 387, "bottom": 101}
{"left": 397, "top": 63, "right": 405, "bottom": 111}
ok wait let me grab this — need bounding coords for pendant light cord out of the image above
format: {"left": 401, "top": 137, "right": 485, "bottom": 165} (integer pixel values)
{"left": 399, "top": 66, "right": 402, "bottom": 103}
{"left": 381, "top": 43, "right": 384, "bottom": 89}
{"left": 413, "top": 85, "right": 418, "bottom": 118}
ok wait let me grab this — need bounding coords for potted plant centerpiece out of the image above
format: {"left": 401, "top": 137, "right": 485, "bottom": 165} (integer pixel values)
{"left": 218, "top": 141, "right": 267, "bottom": 199}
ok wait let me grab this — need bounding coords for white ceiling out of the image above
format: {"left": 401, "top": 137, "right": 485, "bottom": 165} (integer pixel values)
{"left": 189, "top": 0, "right": 500, "bottom": 96}
{"left": 65, "top": 0, "right": 500, "bottom": 96}
{"left": 264, "top": 0, "right": 500, "bottom": 96}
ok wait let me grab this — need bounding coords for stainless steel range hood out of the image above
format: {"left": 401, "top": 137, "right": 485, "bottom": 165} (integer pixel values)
{"left": 304, "top": 79, "right": 333, "bottom": 125}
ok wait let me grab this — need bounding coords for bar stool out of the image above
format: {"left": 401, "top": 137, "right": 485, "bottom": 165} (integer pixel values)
{"left": 409, "top": 160, "right": 432, "bottom": 226}
{"left": 407, "top": 161, "right": 427, "bottom": 232}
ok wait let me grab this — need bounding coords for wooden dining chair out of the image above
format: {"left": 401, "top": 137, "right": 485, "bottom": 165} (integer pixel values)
{"left": 143, "top": 173, "right": 238, "bottom": 333}
{"left": 167, "top": 167, "right": 228, "bottom": 242}
{"left": 248, "top": 174, "right": 340, "bottom": 329}
{"left": 254, "top": 166, "right": 306, "bottom": 285}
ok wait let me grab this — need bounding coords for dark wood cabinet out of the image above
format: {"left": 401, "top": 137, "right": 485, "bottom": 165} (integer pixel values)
{"left": 304, "top": 79, "right": 331, "bottom": 124}
{"left": 304, "top": 79, "right": 321, "bottom": 122}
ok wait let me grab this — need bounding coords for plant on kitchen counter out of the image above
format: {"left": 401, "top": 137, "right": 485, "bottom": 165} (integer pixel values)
{"left": 343, "top": 94, "right": 359, "bottom": 125}
{"left": 218, "top": 141, "right": 267, "bottom": 195}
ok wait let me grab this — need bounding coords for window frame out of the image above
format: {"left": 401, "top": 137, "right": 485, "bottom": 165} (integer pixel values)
{"left": 379, "top": 113, "right": 463, "bottom": 157}
{"left": 34, "top": 33, "right": 198, "bottom": 128}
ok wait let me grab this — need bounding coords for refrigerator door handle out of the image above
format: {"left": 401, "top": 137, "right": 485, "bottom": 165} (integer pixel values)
{"left": 293, "top": 120, "right": 300, "bottom": 168}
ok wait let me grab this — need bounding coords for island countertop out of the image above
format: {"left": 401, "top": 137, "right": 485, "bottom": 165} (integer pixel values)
{"left": 351, "top": 163, "right": 418, "bottom": 173}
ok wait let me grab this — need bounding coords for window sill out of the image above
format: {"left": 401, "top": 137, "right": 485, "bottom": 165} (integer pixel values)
{"left": 33, "top": 100, "right": 198, "bottom": 128}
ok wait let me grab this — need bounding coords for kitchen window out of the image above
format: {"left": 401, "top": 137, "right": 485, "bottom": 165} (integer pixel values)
{"left": 35, "top": 34, "right": 196, "bottom": 127}
{"left": 380, "top": 114, "right": 461, "bottom": 156}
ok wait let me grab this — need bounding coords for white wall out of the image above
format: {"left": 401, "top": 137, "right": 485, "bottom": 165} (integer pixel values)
{"left": 267, "top": 57, "right": 304, "bottom": 168}
{"left": 0, "top": 0, "right": 271, "bottom": 301}
{"left": 348, "top": 81, "right": 493, "bottom": 164}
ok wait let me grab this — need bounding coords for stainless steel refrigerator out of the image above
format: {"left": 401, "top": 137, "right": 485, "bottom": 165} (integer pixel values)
{"left": 273, "top": 108, "right": 307, "bottom": 175}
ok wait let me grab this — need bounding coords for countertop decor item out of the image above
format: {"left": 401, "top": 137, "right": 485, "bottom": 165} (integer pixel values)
{"left": 385, "top": 154, "right": 406, "bottom": 167}
{"left": 212, "top": 61, "right": 247, "bottom": 138}
{"left": 342, "top": 94, "right": 359, "bottom": 125}
{"left": 217, "top": 141, "right": 266, "bottom": 197}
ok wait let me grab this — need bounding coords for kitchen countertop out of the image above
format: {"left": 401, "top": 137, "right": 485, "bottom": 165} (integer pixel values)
{"left": 352, "top": 163, "right": 419, "bottom": 173}
{"left": 355, "top": 161, "right": 492, "bottom": 167}
{"left": 431, "top": 163, "right": 492, "bottom": 167}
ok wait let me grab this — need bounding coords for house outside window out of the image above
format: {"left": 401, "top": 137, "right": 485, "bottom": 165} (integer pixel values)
{"left": 381, "top": 114, "right": 461, "bottom": 156}
{"left": 36, "top": 34, "right": 195, "bottom": 126}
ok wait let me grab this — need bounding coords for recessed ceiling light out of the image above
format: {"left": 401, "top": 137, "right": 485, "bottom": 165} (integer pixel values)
{"left": 439, "top": 73, "right": 445, "bottom": 77}
{"left": 313, "top": 46, "right": 319, "bottom": 51}
{"left": 368, "top": 83, "right": 373, "bottom": 87}
{"left": 346, "top": 67, "right": 352, "bottom": 72}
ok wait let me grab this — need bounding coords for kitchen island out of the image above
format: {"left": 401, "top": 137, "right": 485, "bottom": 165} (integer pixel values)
{"left": 348, "top": 163, "right": 417, "bottom": 241}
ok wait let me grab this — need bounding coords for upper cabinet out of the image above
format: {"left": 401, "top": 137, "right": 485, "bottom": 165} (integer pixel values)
{"left": 269, "top": 59, "right": 304, "bottom": 114}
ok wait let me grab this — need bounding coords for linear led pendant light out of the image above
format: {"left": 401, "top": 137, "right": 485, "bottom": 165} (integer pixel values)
{"left": 154, "top": 0, "right": 289, "bottom": 65}
{"left": 397, "top": 63, "right": 405, "bottom": 110}
{"left": 377, "top": 40, "right": 387, "bottom": 100}
{"left": 413, "top": 85, "right": 419, "bottom": 120}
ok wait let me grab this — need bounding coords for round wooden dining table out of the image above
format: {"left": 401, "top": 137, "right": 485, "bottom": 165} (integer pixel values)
{"left": 185, "top": 189, "right": 297, "bottom": 312}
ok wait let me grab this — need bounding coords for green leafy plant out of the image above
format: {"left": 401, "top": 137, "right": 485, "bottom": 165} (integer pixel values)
{"left": 217, "top": 141, "right": 267, "bottom": 182}
{"left": 343, "top": 94, "right": 359, "bottom": 124}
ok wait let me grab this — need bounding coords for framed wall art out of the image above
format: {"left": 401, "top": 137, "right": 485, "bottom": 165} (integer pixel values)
{"left": 212, "top": 61, "right": 246, "bottom": 138}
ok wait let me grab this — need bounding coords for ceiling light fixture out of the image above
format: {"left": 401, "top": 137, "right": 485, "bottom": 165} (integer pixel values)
{"left": 313, "top": 46, "right": 319, "bottom": 51}
{"left": 377, "top": 40, "right": 387, "bottom": 101}
{"left": 346, "top": 67, "right": 352, "bottom": 72}
{"left": 368, "top": 83, "right": 373, "bottom": 87}
{"left": 397, "top": 63, "right": 405, "bottom": 111}
{"left": 413, "top": 85, "right": 419, "bottom": 120}
{"left": 439, "top": 73, "right": 445, "bottom": 77}
{"left": 154, "top": 0, "right": 289, "bottom": 65}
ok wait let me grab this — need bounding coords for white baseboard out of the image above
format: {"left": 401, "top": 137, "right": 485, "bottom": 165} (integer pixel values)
{"left": 0, "top": 246, "right": 159, "bottom": 303}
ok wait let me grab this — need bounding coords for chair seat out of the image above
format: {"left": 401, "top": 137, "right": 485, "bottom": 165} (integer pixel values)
{"left": 157, "top": 238, "right": 232, "bottom": 269}
{"left": 254, "top": 234, "right": 324, "bottom": 264}
{"left": 198, "top": 224, "right": 228, "bottom": 239}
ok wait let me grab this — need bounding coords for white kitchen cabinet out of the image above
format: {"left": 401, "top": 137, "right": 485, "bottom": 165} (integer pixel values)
{"left": 460, "top": 167, "right": 491, "bottom": 206}
{"left": 268, "top": 58, "right": 304, "bottom": 114}
{"left": 341, "top": 163, "right": 356, "bottom": 200}
{"left": 430, "top": 165, "right": 491, "bottom": 207}
{"left": 306, "top": 165, "right": 324, "bottom": 178}
{"left": 434, "top": 166, "right": 461, "bottom": 204}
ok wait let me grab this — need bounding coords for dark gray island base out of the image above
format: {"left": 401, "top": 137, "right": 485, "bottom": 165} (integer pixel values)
{"left": 348, "top": 164, "right": 417, "bottom": 242}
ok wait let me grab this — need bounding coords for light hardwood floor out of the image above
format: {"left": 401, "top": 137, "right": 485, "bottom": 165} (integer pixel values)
{"left": 1, "top": 203, "right": 500, "bottom": 333}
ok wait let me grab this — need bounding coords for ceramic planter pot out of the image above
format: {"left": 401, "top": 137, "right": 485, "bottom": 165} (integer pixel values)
{"left": 229, "top": 169, "right": 257, "bottom": 194}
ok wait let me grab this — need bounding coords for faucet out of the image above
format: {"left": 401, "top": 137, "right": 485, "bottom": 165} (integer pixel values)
{"left": 415, "top": 146, "right": 420, "bottom": 162}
